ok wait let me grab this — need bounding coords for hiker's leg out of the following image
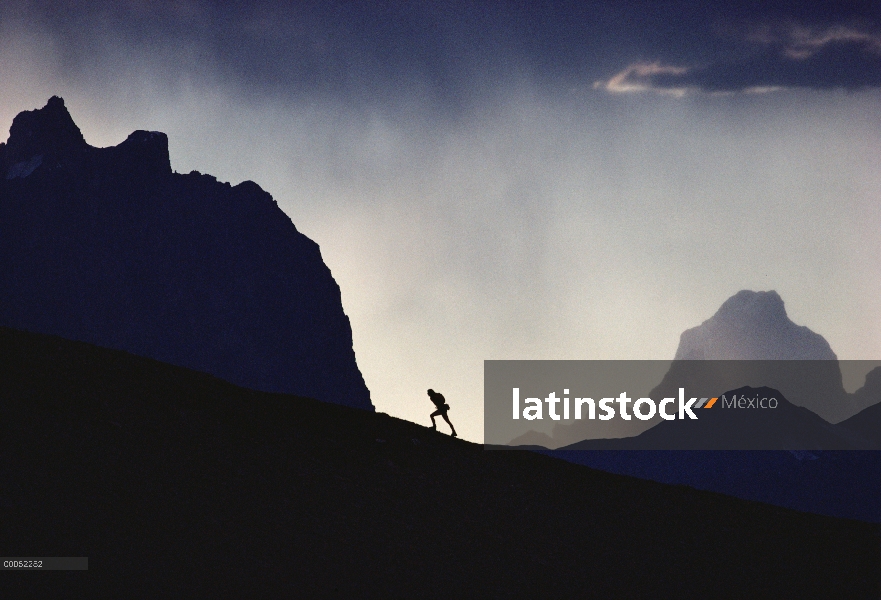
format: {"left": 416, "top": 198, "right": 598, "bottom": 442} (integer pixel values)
{"left": 441, "top": 412, "right": 456, "bottom": 435}
{"left": 430, "top": 409, "right": 442, "bottom": 428}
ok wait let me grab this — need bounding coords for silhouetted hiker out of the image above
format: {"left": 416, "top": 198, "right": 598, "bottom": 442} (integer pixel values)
{"left": 427, "top": 389, "right": 457, "bottom": 437}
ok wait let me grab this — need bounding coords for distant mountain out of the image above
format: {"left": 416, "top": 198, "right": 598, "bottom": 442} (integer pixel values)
{"left": 672, "top": 290, "right": 867, "bottom": 422}
{"left": 0, "top": 97, "right": 371, "bottom": 409}
{"left": 662, "top": 291, "right": 881, "bottom": 423}
{"left": 560, "top": 386, "right": 876, "bottom": 451}
{"left": 534, "top": 291, "right": 868, "bottom": 450}
{"left": 1, "top": 326, "right": 877, "bottom": 596}
{"left": 509, "top": 291, "right": 881, "bottom": 522}
{"left": 838, "top": 370, "right": 881, "bottom": 446}
{"left": 675, "top": 290, "right": 836, "bottom": 360}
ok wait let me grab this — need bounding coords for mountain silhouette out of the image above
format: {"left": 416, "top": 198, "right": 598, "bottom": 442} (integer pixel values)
{"left": 0, "top": 97, "right": 371, "bottom": 410}
{"left": 1, "top": 326, "right": 877, "bottom": 596}
{"left": 509, "top": 291, "right": 881, "bottom": 521}
{"left": 675, "top": 290, "right": 836, "bottom": 360}
{"left": 838, "top": 370, "right": 881, "bottom": 446}
{"left": 523, "top": 290, "right": 873, "bottom": 449}
{"left": 561, "top": 386, "right": 876, "bottom": 450}
{"left": 671, "top": 290, "right": 864, "bottom": 422}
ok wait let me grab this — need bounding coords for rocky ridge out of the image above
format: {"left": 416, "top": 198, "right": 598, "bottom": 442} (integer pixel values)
{"left": 0, "top": 97, "right": 372, "bottom": 409}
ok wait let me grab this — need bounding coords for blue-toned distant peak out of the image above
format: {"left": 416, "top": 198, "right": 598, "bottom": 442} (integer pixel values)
{"left": 716, "top": 290, "right": 789, "bottom": 324}
{"left": 675, "top": 290, "right": 837, "bottom": 361}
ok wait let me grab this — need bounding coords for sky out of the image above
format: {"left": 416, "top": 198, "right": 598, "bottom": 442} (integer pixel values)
{"left": 2, "top": 1, "right": 880, "bottom": 442}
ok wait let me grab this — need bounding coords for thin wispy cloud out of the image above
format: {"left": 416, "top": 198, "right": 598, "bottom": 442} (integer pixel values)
{"left": 597, "top": 21, "right": 881, "bottom": 96}
{"left": 753, "top": 23, "right": 881, "bottom": 59}
{"left": 592, "top": 62, "right": 690, "bottom": 96}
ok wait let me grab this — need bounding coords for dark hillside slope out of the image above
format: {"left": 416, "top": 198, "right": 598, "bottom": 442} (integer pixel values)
{"left": 0, "top": 327, "right": 877, "bottom": 597}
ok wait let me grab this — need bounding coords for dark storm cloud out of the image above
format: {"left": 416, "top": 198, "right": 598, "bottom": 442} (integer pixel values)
{"left": 3, "top": 1, "right": 534, "bottom": 109}
{"left": 3, "top": 1, "right": 652, "bottom": 110}
{"left": 3, "top": 1, "right": 880, "bottom": 104}
{"left": 593, "top": 2, "right": 881, "bottom": 95}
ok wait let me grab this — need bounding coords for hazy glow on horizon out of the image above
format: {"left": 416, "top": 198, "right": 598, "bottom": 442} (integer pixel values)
{"left": 2, "top": 6, "right": 881, "bottom": 442}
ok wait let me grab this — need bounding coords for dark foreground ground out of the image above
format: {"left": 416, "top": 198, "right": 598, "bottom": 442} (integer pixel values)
{"left": 1, "top": 327, "right": 878, "bottom": 597}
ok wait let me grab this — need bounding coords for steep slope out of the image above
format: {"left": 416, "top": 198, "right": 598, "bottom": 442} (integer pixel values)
{"left": 0, "top": 97, "right": 371, "bottom": 409}
{"left": 545, "top": 448, "right": 881, "bottom": 524}
{"left": 1, "top": 326, "right": 878, "bottom": 596}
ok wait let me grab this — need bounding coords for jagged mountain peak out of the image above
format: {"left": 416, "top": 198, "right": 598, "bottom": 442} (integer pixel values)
{"left": 675, "top": 290, "right": 836, "bottom": 360}
{"left": 3, "top": 96, "right": 86, "bottom": 165}
{"left": 2, "top": 97, "right": 172, "bottom": 181}
{"left": 0, "top": 97, "right": 372, "bottom": 410}
{"left": 715, "top": 290, "right": 788, "bottom": 323}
